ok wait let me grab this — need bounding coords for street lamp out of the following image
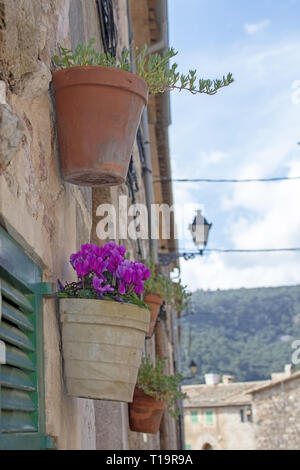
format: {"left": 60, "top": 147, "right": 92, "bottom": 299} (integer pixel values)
{"left": 188, "top": 360, "right": 198, "bottom": 376}
{"left": 158, "top": 300, "right": 167, "bottom": 321}
{"left": 180, "top": 360, "right": 198, "bottom": 382}
{"left": 188, "top": 210, "right": 212, "bottom": 254}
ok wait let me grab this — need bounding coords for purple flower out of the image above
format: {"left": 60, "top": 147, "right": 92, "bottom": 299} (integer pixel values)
{"left": 74, "top": 259, "right": 90, "bottom": 277}
{"left": 118, "top": 245, "right": 126, "bottom": 257}
{"left": 115, "top": 259, "right": 150, "bottom": 295}
{"left": 57, "top": 279, "right": 65, "bottom": 291}
{"left": 134, "top": 281, "right": 144, "bottom": 295}
{"left": 92, "top": 276, "right": 114, "bottom": 294}
{"left": 116, "top": 260, "right": 133, "bottom": 283}
{"left": 68, "top": 241, "right": 150, "bottom": 299}
{"left": 114, "top": 295, "right": 125, "bottom": 303}
{"left": 87, "top": 254, "right": 108, "bottom": 278}
{"left": 118, "top": 280, "right": 126, "bottom": 295}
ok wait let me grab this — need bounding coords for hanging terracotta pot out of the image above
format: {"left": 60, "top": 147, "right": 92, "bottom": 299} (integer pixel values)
{"left": 144, "top": 293, "right": 162, "bottom": 338}
{"left": 52, "top": 66, "right": 148, "bottom": 186}
{"left": 59, "top": 298, "right": 150, "bottom": 402}
{"left": 129, "top": 387, "right": 166, "bottom": 434}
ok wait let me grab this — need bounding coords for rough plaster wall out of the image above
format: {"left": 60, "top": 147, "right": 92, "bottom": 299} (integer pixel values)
{"left": 0, "top": 0, "right": 95, "bottom": 449}
{"left": 90, "top": 0, "right": 155, "bottom": 451}
{"left": 0, "top": 100, "right": 25, "bottom": 172}
{"left": 0, "top": 0, "right": 176, "bottom": 451}
{"left": 252, "top": 378, "right": 300, "bottom": 450}
{"left": 218, "top": 407, "right": 255, "bottom": 450}
{"left": 94, "top": 400, "right": 128, "bottom": 450}
{"left": 68, "top": 0, "right": 102, "bottom": 52}
{"left": 184, "top": 406, "right": 255, "bottom": 450}
{"left": 128, "top": 426, "right": 161, "bottom": 450}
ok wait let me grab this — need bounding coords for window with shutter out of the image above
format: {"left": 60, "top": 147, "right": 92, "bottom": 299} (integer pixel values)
{"left": 190, "top": 410, "right": 198, "bottom": 423}
{"left": 205, "top": 410, "right": 214, "bottom": 425}
{"left": 0, "top": 226, "right": 50, "bottom": 450}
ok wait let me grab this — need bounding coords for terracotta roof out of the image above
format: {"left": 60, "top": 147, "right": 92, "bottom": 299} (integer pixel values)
{"left": 182, "top": 381, "right": 270, "bottom": 408}
{"left": 249, "top": 370, "right": 300, "bottom": 395}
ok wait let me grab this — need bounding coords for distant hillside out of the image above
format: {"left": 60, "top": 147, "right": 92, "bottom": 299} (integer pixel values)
{"left": 179, "top": 285, "right": 300, "bottom": 384}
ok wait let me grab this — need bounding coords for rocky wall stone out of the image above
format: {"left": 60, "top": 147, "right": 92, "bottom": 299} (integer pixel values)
{"left": 0, "top": 0, "right": 96, "bottom": 450}
{"left": 0, "top": 0, "right": 170, "bottom": 451}
{"left": 0, "top": 101, "right": 25, "bottom": 172}
{"left": 0, "top": 0, "right": 39, "bottom": 90}
{"left": 252, "top": 377, "right": 300, "bottom": 450}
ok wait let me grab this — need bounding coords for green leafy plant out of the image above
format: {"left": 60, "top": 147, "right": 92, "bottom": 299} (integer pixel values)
{"left": 170, "top": 279, "right": 192, "bottom": 315}
{"left": 143, "top": 259, "right": 191, "bottom": 314}
{"left": 52, "top": 38, "right": 234, "bottom": 95}
{"left": 136, "top": 355, "right": 186, "bottom": 419}
{"left": 143, "top": 257, "right": 171, "bottom": 298}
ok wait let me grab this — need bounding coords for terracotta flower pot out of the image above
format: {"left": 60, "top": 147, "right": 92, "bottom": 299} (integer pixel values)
{"left": 129, "top": 387, "right": 166, "bottom": 434}
{"left": 144, "top": 293, "right": 162, "bottom": 338}
{"left": 52, "top": 66, "right": 148, "bottom": 186}
{"left": 59, "top": 298, "right": 150, "bottom": 402}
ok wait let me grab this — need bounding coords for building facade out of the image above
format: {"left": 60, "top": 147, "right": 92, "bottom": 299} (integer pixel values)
{"left": 250, "top": 370, "right": 300, "bottom": 450}
{"left": 182, "top": 379, "right": 268, "bottom": 450}
{"left": 183, "top": 369, "right": 300, "bottom": 450}
{"left": 0, "top": 0, "right": 181, "bottom": 450}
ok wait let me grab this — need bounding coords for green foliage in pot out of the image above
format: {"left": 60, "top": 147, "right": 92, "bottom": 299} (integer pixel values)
{"left": 143, "top": 259, "right": 191, "bottom": 314}
{"left": 170, "top": 279, "right": 192, "bottom": 315}
{"left": 136, "top": 356, "right": 187, "bottom": 419}
{"left": 52, "top": 38, "right": 234, "bottom": 95}
{"left": 143, "top": 257, "right": 170, "bottom": 298}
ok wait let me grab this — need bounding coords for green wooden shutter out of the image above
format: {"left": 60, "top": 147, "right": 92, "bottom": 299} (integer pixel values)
{"left": 190, "top": 410, "right": 198, "bottom": 423}
{"left": 0, "top": 226, "right": 50, "bottom": 450}
{"left": 205, "top": 410, "right": 214, "bottom": 425}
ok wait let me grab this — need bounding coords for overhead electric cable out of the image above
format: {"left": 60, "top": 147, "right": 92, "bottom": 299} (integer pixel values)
{"left": 154, "top": 176, "right": 300, "bottom": 184}
{"left": 190, "top": 248, "right": 300, "bottom": 253}
{"left": 158, "top": 248, "right": 300, "bottom": 265}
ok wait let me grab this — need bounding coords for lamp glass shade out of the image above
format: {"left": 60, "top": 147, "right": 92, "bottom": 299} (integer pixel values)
{"left": 189, "top": 210, "right": 212, "bottom": 247}
{"left": 189, "top": 360, "right": 198, "bottom": 375}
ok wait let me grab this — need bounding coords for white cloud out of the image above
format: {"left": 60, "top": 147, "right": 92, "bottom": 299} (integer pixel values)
{"left": 169, "top": 34, "right": 300, "bottom": 291}
{"left": 291, "top": 80, "right": 300, "bottom": 104}
{"left": 201, "top": 150, "right": 227, "bottom": 165}
{"left": 180, "top": 251, "right": 300, "bottom": 291}
{"left": 179, "top": 159, "right": 300, "bottom": 291}
{"left": 227, "top": 160, "right": 300, "bottom": 250}
{"left": 244, "top": 19, "right": 270, "bottom": 35}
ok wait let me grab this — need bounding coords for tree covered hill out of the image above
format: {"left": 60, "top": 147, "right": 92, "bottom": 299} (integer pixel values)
{"left": 179, "top": 285, "right": 300, "bottom": 384}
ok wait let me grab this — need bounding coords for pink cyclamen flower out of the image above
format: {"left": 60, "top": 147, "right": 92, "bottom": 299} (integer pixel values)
{"left": 133, "top": 281, "right": 144, "bottom": 295}
{"left": 92, "top": 276, "right": 114, "bottom": 294}
{"left": 118, "top": 280, "right": 126, "bottom": 295}
{"left": 115, "top": 259, "right": 150, "bottom": 295}
{"left": 74, "top": 259, "right": 91, "bottom": 277}
{"left": 69, "top": 242, "right": 150, "bottom": 297}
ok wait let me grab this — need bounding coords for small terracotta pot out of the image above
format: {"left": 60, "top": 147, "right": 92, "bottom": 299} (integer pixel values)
{"left": 129, "top": 387, "right": 166, "bottom": 434}
{"left": 52, "top": 66, "right": 148, "bottom": 186}
{"left": 144, "top": 293, "right": 162, "bottom": 338}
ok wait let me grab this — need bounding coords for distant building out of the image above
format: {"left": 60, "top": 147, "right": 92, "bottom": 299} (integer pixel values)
{"left": 182, "top": 374, "right": 269, "bottom": 450}
{"left": 250, "top": 369, "right": 300, "bottom": 450}
{"left": 183, "top": 367, "right": 300, "bottom": 450}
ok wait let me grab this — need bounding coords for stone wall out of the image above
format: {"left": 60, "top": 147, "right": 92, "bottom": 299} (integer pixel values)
{"left": 0, "top": 0, "right": 96, "bottom": 450}
{"left": 0, "top": 0, "right": 151, "bottom": 450}
{"left": 252, "top": 376, "right": 300, "bottom": 450}
{"left": 0, "top": 0, "right": 179, "bottom": 451}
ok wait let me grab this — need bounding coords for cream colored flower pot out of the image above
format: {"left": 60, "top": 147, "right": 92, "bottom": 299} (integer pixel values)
{"left": 59, "top": 298, "right": 150, "bottom": 402}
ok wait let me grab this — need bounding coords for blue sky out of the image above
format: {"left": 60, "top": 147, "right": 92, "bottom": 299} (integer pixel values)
{"left": 168, "top": 0, "right": 300, "bottom": 290}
